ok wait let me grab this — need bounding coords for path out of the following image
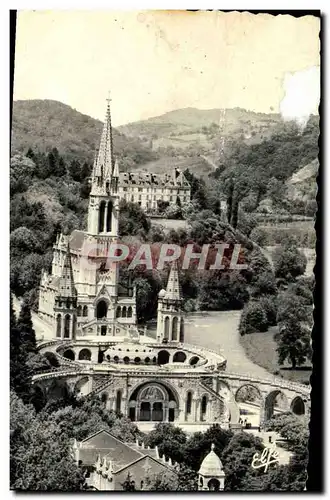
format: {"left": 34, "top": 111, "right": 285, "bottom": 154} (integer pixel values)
{"left": 183, "top": 310, "right": 275, "bottom": 380}
{"left": 200, "top": 154, "right": 218, "bottom": 170}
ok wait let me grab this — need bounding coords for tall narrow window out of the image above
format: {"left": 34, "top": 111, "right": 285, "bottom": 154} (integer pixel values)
{"left": 116, "top": 390, "right": 122, "bottom": 414}
{"left": 186, "top": 392, "right": 192, "bottom": 416}
{"left": 56, "top": 314, "right": 61, "bottom": 337}
{"left": 172, "top": 317, "right": 179, "bottom": 341}
{"left": 98, "top": 201, "right": 106, "bottom": 233}
{"left": 201, "top": 395, "right": 208, "bottom": 421}
{"left": 64, "top": 314, "right": 71, "bottom": 338}
{"left": 106, "top": 201, "right": 112, "bottom": 232}
{"left": 164, "top": 317, "right": 170, "bottom": 340}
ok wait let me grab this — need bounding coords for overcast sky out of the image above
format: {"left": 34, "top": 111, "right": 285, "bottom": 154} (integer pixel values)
{"left": 13, "top": 10, "right": 320, "bottom": 126}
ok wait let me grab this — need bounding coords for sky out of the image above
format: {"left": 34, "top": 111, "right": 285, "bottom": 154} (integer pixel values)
{"left": 13, "top": 10, "right": 320, "bottom": 126}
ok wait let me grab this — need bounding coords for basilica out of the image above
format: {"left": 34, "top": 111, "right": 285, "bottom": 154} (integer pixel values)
{"left": 35, "top": 98, "right": 309, "bottom": 437}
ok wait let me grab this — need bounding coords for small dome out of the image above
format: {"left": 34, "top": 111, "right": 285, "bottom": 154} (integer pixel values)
{"left": 158, "top": 289, "right": 166, "bottom": 298}
{"left": 198, "top": 444, "right": 224, "bottom": 477}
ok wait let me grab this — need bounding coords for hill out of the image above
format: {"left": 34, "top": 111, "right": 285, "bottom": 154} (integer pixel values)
{"left": 11, "top": 100, "right": 157, "bottom": 167}
{"left": 118, "top": 106, "right": 283, "bottom": 154}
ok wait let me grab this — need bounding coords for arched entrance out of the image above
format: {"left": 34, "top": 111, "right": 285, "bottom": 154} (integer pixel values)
{"left": 189, "top": 356, "right": 199, "bottom": 366}
{"left": 235, "top": 384, "right": 263, "bottom": 427}
{"left": 96, "top": 300, "right": 108, "bottom": 319}
{"left": 264, "top": 390, "right": 289, "bottom": 421}
{"left": 129, "top": 382, "right": 178, "bottom": 422}
{"left": 173, "top": 351, "right": 186, "bottom": 363}
{"left": 78, "top": 348, "right": 91, "bottom": 361}
{"left": 157, "top": 350, "right": 170, "bottom": 365}
{"left": 63, "top": 349, "right": 75, "bottom": 361}
{"left": 291, "top": 396, "right": 305, "bottom": 415}
{"left": 208, "top": 478, "right": 220, "bottom": 491}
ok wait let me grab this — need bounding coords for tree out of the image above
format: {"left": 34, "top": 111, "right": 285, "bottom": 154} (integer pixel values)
{"left": 144, "top": 423, "right": 187, "bottom": 465}
{"left": 277, "top": 291, "right": 313, "bottom": 326}
{"left": 231, "top": 196, "right": 239, "bottom": 229}
{"left": 10, "top": 392, "right": 86, "bottom": 491}
{"left": 226, "top": 177, "right": 234, "bottom": 224}
{"left": 275, "top": 320, "right": 312, "bottom": 369}
{"left": 251, "top": 272, "right": 277, "bottom": 298}
{"left": 273, "top": 244, "right": 307, "bottom": 282}
{"left": 57, "top": 156, "right": 67, "bottom": 177}
{"left": 10, "top": 296, "right": 31, "bottom": 399}
{"left": 10, "top": 227, "right": 40, "bottom": 258}
{"left": 17, "top": 300, "right": 37, "bottom": 354}
{"left": 221, "top": 432, "right": 265, "bottom": 491}
{"left": 164, "top": 204, "right": 182, "bottom": 220}
{"left": 239, "top": 301, "right": 269, "bottom": 336}
{"left": 119, "top": 200, "right": 151, "bottom": 237}
{"left": 69, "top": 159, "right": 82, "bottom": 181}
{"left": 183, "top": 424, "right": 233, "bottom": 471}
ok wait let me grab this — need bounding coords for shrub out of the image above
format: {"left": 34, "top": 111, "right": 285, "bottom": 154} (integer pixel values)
{"left": 239, "top": 301, "right": 269, "bottom": 335}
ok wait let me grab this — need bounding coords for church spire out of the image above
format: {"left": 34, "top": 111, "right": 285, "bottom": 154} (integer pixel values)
{"left": 165, "top": 260, "right": 182, "bottom": 301}
{"left": 58, "top": 242, "right": 77, "bottom": 299}
{"left": 93, "top": 93, "right": 115, "bottom": 180}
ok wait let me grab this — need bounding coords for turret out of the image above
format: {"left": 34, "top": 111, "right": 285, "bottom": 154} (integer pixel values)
{"left": 156, "top": 261, "right": 184, "bottom": 343}
{"left": 53, "top": 242, "right": 77, "bottom": 340}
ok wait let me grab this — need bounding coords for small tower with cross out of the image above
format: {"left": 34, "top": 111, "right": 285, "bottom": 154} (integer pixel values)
{"left": 156, "top": 261, "right": 184, "bottom": 343}
{"left": 198, "top": 443, "right": 226, "bottom": 491}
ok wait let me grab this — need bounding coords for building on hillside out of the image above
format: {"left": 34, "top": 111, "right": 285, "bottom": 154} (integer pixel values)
{"left": 74, "top": 429, "right": 226, "bottom": 491}
{"left": 118, "top": 169, "right": 191, "bottom": 212}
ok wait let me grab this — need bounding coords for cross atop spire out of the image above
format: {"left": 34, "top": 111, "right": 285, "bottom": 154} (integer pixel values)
{"left": 93, "top": 94, "right": 115, "bottom": 180}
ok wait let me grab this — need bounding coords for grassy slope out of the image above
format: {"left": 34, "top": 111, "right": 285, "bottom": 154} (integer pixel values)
{"left": 239, "top": 326, "right": 312, "bottom": 385}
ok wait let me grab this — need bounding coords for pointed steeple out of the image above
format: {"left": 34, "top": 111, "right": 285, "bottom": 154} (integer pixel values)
{"left": 58, "top": 242, "right": 77, "bottom": 299}
{"left": 94, "top": 93, "right": 115, "bottom": 180}
{"left": 165, "top": 260, "right": 182, "bottom": 301}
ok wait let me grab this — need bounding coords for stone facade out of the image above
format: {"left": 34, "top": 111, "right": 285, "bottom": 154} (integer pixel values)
{"left": 118, "top": 169, "right": 191, "bottom": 212}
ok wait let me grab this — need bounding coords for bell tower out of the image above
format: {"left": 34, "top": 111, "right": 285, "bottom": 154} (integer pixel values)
{"left": 87, "top": 94, "right": 120, "bottom": 237}
{"left": 156, "top": 261, "right": 184, "bottom": 343}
